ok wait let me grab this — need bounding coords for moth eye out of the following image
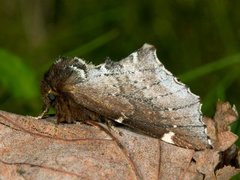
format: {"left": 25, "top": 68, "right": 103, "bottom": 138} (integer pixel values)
{"left": 48, "top": 93, "right": 56, "bottom": 101}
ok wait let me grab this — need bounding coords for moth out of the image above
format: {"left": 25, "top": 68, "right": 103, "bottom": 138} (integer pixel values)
{"left": 40, "top": 44, "right": 211, "bottom": 150}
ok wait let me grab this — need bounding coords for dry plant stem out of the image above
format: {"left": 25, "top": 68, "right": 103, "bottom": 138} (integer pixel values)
{"left": 86, "top": 120, "right": 143, "bottom": 180}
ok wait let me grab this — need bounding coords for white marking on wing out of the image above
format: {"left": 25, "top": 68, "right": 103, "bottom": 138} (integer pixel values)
{"left": 161, "top": 131, "right": 175, "bottom": 144}
{"left": 132, "top": 52, "right": 138, "bottom": 64}
{"left": 70, "top": 65, "right": 86, "bottom": 79}
{"left": 115, "top": 116, "right": 125, "bottom": 123}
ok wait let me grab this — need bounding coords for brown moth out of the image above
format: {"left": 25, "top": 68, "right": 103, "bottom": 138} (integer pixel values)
{"left": 40, "top": 44, "right": 211, "bottom": 150}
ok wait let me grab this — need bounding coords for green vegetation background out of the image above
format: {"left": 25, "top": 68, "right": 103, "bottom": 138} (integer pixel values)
{"left": 0, "top": 1, "right": 239, "bottom": 172}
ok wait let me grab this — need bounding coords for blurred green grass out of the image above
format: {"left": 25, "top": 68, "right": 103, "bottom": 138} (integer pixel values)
{"left": 0, "top": 1, "right": 239, "bottom": 177}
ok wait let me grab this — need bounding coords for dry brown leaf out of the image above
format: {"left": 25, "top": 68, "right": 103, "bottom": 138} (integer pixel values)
{"left": 0, "top": 101, "right": 239, "bottom": 179}
{"left": 216, "top": 166, "right": 240, "bottom": 180}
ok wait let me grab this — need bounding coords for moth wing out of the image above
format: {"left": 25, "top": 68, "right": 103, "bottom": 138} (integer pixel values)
{"left": 69, "top": 44, "right": 209, "bottom": 149}
{"left": 67, "top": 84, "right": 135, "bottom": 120}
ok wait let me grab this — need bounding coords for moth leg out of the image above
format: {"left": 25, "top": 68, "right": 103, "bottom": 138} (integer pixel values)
{"left": 65, "top": 118, "right": 76, "bottom": 124}
{"left": 36, "top": 104, "right": 50, "bottom": 119}
{"left": 56, "top": 115, "right": 76, "bottom": 124}
{"left": 106, "top": 119, "right": 123, "bottom": 136}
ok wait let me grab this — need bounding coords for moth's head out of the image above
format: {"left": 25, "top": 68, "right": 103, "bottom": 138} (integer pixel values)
{"left": 40, "top": 57, "right": 88, "bottom": 108}
{"left": 40, "top": 76, "right": 59, "bottom": 109}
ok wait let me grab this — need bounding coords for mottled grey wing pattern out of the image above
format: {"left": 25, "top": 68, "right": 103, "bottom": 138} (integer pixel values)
{"left": 69, "top": 44, "right": 209, "bottom": 149}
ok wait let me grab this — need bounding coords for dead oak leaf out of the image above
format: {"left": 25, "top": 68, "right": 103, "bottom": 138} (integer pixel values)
{"left": 0, "top": 101, "right": 239, "bottom": 179}
{"left": 216, "top": 166, "right": 240, "bottom": 180}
